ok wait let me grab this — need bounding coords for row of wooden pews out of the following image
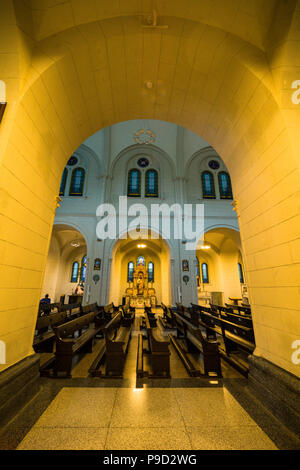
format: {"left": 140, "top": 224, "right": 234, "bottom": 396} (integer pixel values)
{"left": 137, "top": 308, "right": 171, "bottom": 379}
{"left": 89, "top": 308, "right": 134, "bottom": 377}
{"left": 163, "top": 303, "right": 222, "bottom": 378}
{"left": 160, "top": 301, "right": 255, "bottom": 377}
{"left": 89, "top": 304, "right": 134, "bottom": 378}
{"left": 33, "top": 302, "right": 118, "bottom": 377}
{"left": 191, "top": 303, "right": 255, "bottom": 375}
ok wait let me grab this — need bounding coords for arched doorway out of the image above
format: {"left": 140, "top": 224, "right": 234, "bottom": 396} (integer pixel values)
{"left": 1, "top": 2, "right": 299, "bottom": 380}
{"left": 42, "top": 224, "right": 88, "bottom": 305}
{"left": 196, "top": 228, "right": 247, "bottom": 306}
{"left": 108, "top": 229, "right": 172, "bottom": 306}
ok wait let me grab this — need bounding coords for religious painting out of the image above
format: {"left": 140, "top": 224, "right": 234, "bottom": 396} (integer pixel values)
{"left": 94, "top": 258, "right": 101, "bottom": 270}
{"left": 182, "top": 260, "right": 189, "bottom": 271}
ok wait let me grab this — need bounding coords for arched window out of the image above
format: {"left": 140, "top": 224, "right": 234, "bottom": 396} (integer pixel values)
{"left": 69, "top": 167, "right": 85, "bottom": 196}
{"left": 238, "top": 263, "right": 244, "bottom": 284}
{"left": 59, "top": 168, "right": 68, "bottom": 196}
{"left": 145, "top": 169, "right": 158, "bottom": 197}
{"left": 218, "top": 172, "right": 233, "bottom": 199}
{"left": 137, "top": 256, "right": 145, "bottom": 266}
{"left": 148, "top": 262, "right": 154, "bottom": 282}
{"left": 127, "top": 169, "right": 141, "bottom": 197}
{"left": 196, "top": 257, "right": 200, "bottom": 287}
{"left": 80, "top": 255, "right": 87, "bottom": 282}
{"left": 201, "top": 263, "right": 209, "bottom": 283}
{"left": 202, "top": 171, "right": 215, "bottom": 198}
{"left": 128, "top": 262, "right": 134, "bottom": 282}
{"left": 71, "top": 261, "right": 79, "bottom": 283}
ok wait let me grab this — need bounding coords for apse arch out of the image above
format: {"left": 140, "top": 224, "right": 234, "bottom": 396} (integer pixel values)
{"left": 107, "top": 228, "right": 173, "bottom": 306}
{"left": 42, "top": 223, "right": 88, "bottom": 305}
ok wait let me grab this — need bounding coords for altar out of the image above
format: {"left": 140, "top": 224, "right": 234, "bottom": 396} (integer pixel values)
{"left": 124, "top": 262, "right": 156, "bottom": 308}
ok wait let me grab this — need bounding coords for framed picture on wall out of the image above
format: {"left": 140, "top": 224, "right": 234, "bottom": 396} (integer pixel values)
{"left": 182, "top": 260, "right": 189, "bottom": 271}
{"left": 94, "top": 258, "right": 101, "bottom": 270}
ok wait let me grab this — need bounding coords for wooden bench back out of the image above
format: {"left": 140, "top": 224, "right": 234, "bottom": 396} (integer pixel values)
{"left": 103, "top": 311, "right": 122, "bottom": 342}
{"left": 81, "top": 303, "right": 98, "bottom": 314}
{"left": 104, "top": 303, "right": 116, "bottom": 314}
{"left": 36, "top": 310, "right": 68, "bottom": 331}
{"left": 145, "top": 314, "right": 169, "bottom": 353}
{"left": 54, "top": 311, "right": 95, "bottom": 339}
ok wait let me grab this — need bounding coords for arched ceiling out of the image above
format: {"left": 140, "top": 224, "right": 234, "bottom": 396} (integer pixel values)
{"left": 26, "top": 0, "right": 282, "bottom": 51}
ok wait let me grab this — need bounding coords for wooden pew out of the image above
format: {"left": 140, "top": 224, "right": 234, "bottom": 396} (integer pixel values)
{"left": 103, "top": 311, "right": 133, "bottom": 376}
{"left": 136, "top": 333, "right": 145, "bottom": 379}
{"left": 53, "top": 311, "right": 102, "bottom": 377}
{"left": 144, "top": 311, "right": 170, "bottom": 377}
{"left": 173, "top": 307, "right": 222, "bottom": 377}
{"left": 176, "top": 303, "right": 199, "bottom": 327}
{"left": 38, "top": 302, "right": 61, "bottom": 317}
{"left": 33, "top": 310, "right": 68, "bottom": 353}
{"left": 144, "top": 306, "right": 157, "bottom": 327}
{"left": 191, "top": 304, "right": 255, "bottom": 376}
{"left": 120, "top": 304, "right": 135, "bottom": 322}
{"left": 160, "top": 303, "right": 176, "bottom": 329}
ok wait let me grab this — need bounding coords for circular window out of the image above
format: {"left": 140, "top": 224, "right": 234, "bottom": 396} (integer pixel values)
{"left": 137, "top": 157, "right": 150, "bottom": 168}
{"left": 67, "top": 156, "right": 78, "bottom": 166}
{"left": 208, "top": 160, "right": 220, "bottom": 170}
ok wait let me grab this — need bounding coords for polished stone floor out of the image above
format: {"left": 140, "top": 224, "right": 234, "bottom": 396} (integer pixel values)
{"left": 17, "top": 387, "right": 278, "bottom": 450}
{"left": 1, "top": 311, "right": 300, "bottom": 450}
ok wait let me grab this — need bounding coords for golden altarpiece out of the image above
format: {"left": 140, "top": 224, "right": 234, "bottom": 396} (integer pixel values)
{"left": 125, "top": 261, "right": 156, "bottom": 308}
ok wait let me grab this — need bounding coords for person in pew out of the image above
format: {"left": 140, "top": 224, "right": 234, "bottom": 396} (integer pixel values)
{"left": 40, "top": 293, "right": 51, "bottom": 304}
{"left": 39, "top": 294, "right": 51, "bottom": 316}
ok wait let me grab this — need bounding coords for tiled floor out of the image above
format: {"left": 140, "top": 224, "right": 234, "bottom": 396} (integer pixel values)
{"left": 17, "top": 387, "right": 278, "bottom": 450}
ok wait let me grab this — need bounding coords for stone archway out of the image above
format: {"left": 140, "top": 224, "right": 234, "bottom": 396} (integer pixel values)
{"left": 107, "top": 229, "right": 172, "bottom": 307}
{"left": 0, "top": 1, "right": 299, "bottom": 378}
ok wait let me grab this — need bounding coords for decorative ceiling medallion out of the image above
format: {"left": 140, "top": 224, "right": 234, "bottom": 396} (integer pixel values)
{"left": 134, "top": 129, "right": 156, "bottom": 145}
{"left": 137, "top": 157, "right": 150, "bottom": 168}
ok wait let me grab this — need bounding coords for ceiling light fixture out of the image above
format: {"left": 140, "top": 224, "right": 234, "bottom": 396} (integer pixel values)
{"left": 137, "top": 244, "right": 146, "bottom": 248}
{"left": 71, "top": 239, "right": 81, "bottom": 248}
{"left": 201, "top": 244, "right": 211, "bottom": 250}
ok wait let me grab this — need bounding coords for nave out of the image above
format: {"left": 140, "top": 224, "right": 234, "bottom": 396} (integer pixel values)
{"left": 1, "top": 306, "right": 298, "bottom": 450}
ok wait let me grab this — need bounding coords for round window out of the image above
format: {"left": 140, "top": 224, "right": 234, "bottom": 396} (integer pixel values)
{"left": 137, "top": 157, "right": 150, "bottom": 168}
{"left": 67, "top": 156, "right": 78, "bottom": 166}
{"left": 208, "top": 159, "right": 220, "bottom": 170}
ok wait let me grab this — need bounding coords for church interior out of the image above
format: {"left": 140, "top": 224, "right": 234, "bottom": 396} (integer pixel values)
{"left": 0, "top": 0, "right": 299, "bottom": 452}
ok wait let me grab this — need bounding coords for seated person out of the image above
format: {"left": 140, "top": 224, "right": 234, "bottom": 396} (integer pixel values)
{"left": 40, "top": 294, "right": 51, "bottom": 304}
{"left": 39, "top": 294, "right": 51, "bottom": 316}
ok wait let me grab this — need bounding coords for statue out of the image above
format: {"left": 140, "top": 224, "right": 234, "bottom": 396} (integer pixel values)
{"left": 137, "top": 272, "right": 144, "bottom": 295}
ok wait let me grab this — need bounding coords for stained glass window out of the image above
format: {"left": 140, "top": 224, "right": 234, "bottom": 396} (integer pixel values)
{"left": 80, "top": 255, "right": 87, "bottom": 282}
{"left": 145, "top": 169, "right": 158, "bottom": 197}
{"left": 128, "top": 261, "right": 134, "bottom": 282}
{"left": 202, "top": 171, "right": 215, "bottom": 198}
{"left": 238, "top": 263, "right": 244, "bottom": 284}
{"left": 218, "top": 172, "right": 233, "bottom": 199}
{"left": 71, "top": 261, "right": 79, "bottom": 283}
{"left": 148, "top": 262, "right": 154, "bottom": 282}
{"left": 196, "top": 257, "right": 200, "bottom": 287}
{"left": 201, "top": 263, "right": 209, "bottom": 283}
{"left": 67, "top": 156, "right": 78, "bottom": 166}
{"left": 59, "top": 168, "right": 68, "bottom": 196}
{"left": 137, "top": 256, "right": 145, "bottom": 266}
{"left": 69, "top": 168, "right": 85, "bottom": 196}
{"left": 127, "top": 169, "right": 141, "bottom": 197}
